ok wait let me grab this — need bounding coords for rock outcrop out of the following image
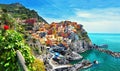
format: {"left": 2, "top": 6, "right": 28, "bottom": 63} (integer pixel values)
{"left": 69, "top": 40, "right": 90, "bottom": 53}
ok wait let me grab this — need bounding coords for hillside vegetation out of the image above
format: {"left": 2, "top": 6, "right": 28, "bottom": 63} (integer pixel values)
{"left": 0, "top": 3, "right": 47, "bottom": 23}
{"left": 0, "top": 3, "right": 46, "bottom": 71}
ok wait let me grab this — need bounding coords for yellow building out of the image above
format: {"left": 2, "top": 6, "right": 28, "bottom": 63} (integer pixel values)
{"left": 39, "top": 37, "right": 47, "bottom": 45}
{"left": 57, "top": 36, "right": 63, "bottom": 42}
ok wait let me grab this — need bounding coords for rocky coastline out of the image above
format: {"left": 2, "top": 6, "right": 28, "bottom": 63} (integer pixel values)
{"left": 26, "top": 20, "right": 120, "bottom": 71}
{"left": 92, "top": 44, "right": 120, "bottom": 58}
{"left": 26, "top": 21, "right": 93, "bottom": 71}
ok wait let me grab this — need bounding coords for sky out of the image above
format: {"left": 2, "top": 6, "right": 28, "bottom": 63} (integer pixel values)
{"left": 0, "top": 0, "right": 120, "bottom": 33}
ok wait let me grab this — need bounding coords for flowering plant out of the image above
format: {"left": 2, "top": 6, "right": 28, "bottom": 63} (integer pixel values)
{"left": 4, "top": 25, "right": 9, "bottom": 30}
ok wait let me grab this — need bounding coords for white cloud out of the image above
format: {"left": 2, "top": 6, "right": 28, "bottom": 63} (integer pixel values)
{"left": 76, "top": 12, "right": 92, "bottom": 18}
{"left": 44, "top": 7, "right": 120, "bottom": 33}
{"left": 44, "top": 17, "right": 64, "bottom": 23}
{"left": 74, "top": 8, "right": 120, "bottom": 21}
{"left": 68, "top": 8, "right": 120, "bottom": 33}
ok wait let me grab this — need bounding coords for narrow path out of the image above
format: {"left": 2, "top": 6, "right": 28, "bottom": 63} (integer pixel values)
{"left": 53, "top": 64, "right": 72, "bottom": 70}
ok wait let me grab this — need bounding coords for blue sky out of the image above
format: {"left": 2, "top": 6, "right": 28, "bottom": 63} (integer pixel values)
{"left": 0, "top": 0, "right": 120, "bottom": 33}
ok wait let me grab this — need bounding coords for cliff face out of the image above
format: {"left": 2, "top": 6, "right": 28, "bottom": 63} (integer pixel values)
{"left": 0, "top": 3, "right": 48, "bottom": 23}
{"left": 57, "top": 21, "right": 92, "bottom": 53}
{"left": 31, "top": 20, "right": 91, "bottom": 53}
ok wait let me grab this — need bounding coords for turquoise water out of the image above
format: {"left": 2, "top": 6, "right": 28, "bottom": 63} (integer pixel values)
{"left": 80, "top": 33, "right": 120, "bottom": 71}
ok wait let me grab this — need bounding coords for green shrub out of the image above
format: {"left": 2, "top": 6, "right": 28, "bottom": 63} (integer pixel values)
{"left": 31, "top": 58, "right": 46, "bottom": 71}
{"left": 0, "top": 30, "right": 35, "bottom": 71}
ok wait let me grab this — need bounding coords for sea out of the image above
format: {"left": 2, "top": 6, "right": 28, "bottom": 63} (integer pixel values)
{"left": 72, "top": 33, "right": 120, "bottom": 71}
